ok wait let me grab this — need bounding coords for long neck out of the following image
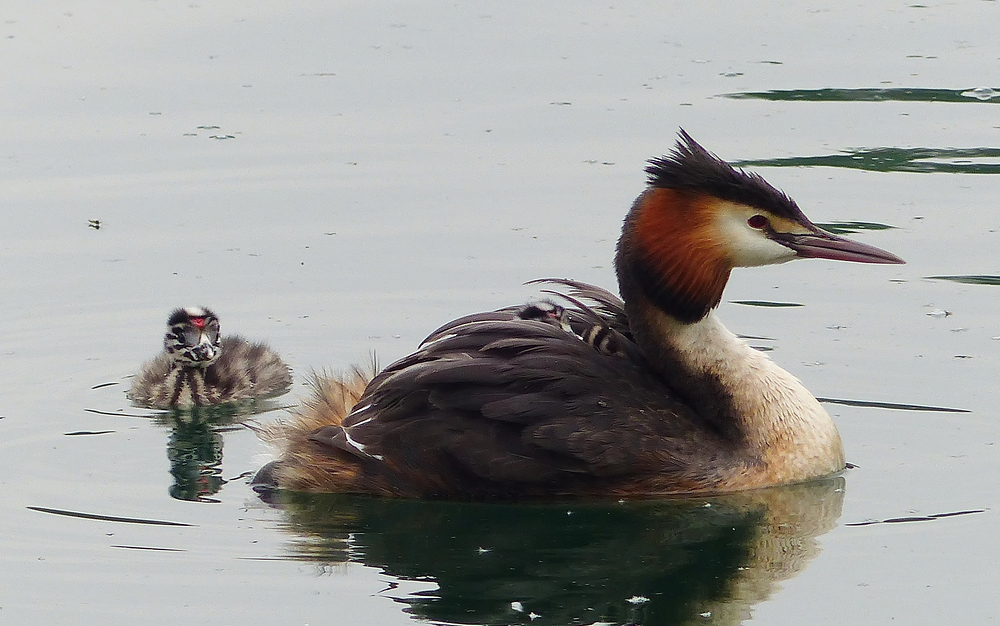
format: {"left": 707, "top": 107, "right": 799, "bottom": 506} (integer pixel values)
{"left": 619, "top": 286, "right": 845, "bottom": 485}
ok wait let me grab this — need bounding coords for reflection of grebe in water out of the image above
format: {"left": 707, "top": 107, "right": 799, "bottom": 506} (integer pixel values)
{"left": 128, "top": 307, "right": 291, "bottom": 409}
{"left": 262, "top": 476, "right": 845, "bottom": 625}
{"left": 257, "top": 131, "right": 902, "bottom": 498}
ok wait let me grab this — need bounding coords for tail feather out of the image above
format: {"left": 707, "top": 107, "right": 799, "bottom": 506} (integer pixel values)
{"left": 258, "top": 364, "right": 376, "bottom": 492}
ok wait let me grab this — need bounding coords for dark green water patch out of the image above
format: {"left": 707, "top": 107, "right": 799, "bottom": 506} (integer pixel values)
{"left": 733, "top": 147, "right": 1000, "bottom": 174}
{"left": 721, "top": 87, "right": 1000, "bottom": 104}
{"left": 846, "top": 509, "right": 985, "bottom": 527}
{"left": 267, "top": 478, "right": 844, "bottom": 626}
{"left": 817, "top": 397, "right": 969, "bottom": 413}
{"left": 731, "top": 300, "right": 803, "bottom": 308}
{"left": 26, "top": 506, "right": 194, "bottom": 526}
{"left": 926, "top": 275, "right": 1000, "bottom": 286}
{"left": 815, "top": 221, "right": 897, "bottom": 235}
{"left": 111, "top": 545, "right": 185, "bottom": 552}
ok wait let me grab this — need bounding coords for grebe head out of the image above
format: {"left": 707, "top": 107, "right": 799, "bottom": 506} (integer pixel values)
{"left": 617, "top": 130, "right": 904, "bottom": 323}
{"left": 164, "top": 306, "right": 222, "bottom": 367}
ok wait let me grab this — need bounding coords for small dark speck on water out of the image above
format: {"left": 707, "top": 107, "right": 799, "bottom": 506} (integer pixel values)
{"left": 64, "top": 430, "right": 115, "bottom": 436}
{"left": 88, "top": 219, "right": 100, "bottom": 230}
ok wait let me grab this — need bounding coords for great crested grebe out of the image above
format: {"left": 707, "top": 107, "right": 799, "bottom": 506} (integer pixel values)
{"left": 129, "top": 307, "right": 292, "bottom": 409}
{"left": 257, "top": 131, "right": 903, "bottom": 499}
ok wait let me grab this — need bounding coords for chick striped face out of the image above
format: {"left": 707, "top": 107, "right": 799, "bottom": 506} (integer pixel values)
{"left": 164, "top": 306, "right": 222, "bottom": 367}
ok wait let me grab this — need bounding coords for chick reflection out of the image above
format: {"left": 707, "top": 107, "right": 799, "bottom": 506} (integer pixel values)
{"left": 265, "top": 477, "right": 844, "bottom": 626}
{"left": 154, "top": 402, "right": 284, "bottom": 502}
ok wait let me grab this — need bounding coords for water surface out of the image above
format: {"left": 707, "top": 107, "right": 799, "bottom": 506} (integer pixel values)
{"left": 3, "top": 1, "right": 1000, "bottom": 624}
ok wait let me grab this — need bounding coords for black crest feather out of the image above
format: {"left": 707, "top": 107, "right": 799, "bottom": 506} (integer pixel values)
{"left": 645, "top": 130, "right": 806, "bottom": 221}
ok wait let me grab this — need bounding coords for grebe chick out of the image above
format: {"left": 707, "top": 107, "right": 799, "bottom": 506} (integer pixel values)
{"left": 129, "top": 306, "right": 292, "bottom": 409}
{"left": 514, "top": 294, "right": 639, "bottom": 361}
{"left": 259, "top": 131, "right": 903, "bottom": 499}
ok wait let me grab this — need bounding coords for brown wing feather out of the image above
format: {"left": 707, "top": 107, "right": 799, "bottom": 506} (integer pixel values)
{"left": 268, "top": 281, "right": 737, "bottom": 498}
{"left": 327, "top": 321, "right": 727, "bottom": 496}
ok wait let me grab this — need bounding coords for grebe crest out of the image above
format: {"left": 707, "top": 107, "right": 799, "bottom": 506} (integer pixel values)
{"left": 258, "top": 130, "right": 903, "bottom": 499}
{"left": 129, "top": 307, "right": 292, "bottom": 409}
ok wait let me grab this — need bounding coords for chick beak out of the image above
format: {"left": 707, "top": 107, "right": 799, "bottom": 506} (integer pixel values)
{"left": 771, "top": 228, "right": 905, "bottom": 265}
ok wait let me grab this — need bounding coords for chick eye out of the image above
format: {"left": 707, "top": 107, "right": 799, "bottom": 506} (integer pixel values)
{"left": 747, "top": 215, "right": 769, "bottom": 229}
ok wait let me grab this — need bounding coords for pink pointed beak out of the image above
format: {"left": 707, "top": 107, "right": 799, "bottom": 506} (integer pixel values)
{"left": 772, "top": 230, "right": 905, "bottom": 264}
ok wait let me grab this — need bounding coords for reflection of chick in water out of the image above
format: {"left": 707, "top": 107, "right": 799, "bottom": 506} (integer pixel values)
{"left": 263, "top": 477, "right": 844, "bottom": 625}
{"left": 162, "top": 410, "right": 226, "bottom": 502}
{"left": 160, "top": 405, "right": 288, "bottom": 503}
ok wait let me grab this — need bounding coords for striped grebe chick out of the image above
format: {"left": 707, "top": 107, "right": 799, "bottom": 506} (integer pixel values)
{"left": 257, "top": 131, "right": 903, "bottom": 499}
{"left": 129, "top": 306, "right": 292, "bottom": 409}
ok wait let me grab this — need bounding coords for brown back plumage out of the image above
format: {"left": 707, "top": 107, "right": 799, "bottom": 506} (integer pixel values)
{"left": 258, "top": 282, "right": 746, "bottom": 499}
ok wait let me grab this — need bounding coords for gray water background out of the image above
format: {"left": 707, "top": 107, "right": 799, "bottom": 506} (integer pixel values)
{"left": 2, "top": 2, "right": 1000, "bottom": 623}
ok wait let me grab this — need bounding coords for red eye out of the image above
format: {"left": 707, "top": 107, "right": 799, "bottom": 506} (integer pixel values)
{"left": 747, "top": 215, "right": 768, "bottom": 229}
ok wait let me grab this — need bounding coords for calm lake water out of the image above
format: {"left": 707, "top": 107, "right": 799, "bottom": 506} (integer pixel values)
{"left": 3, "top": 1, "right": 1000, "bottom": 624}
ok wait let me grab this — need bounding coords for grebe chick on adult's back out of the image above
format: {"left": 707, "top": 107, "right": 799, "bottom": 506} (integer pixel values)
{"left": 258, "top": 131, "right": 903, "bottom": 499}
{"left": 129, "top": 307, "right": 292, "bottom": 409}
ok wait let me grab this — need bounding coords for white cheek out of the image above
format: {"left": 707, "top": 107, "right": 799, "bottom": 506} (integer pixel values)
{"left": 715, "top": 210, "right": 797, "bottom": 267}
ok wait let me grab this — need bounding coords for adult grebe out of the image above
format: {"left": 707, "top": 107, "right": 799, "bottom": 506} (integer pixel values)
{"left": 129, "top": 307, "right": 292, "bottom": 409}
{"left": 258, "top": 131, "right": 903, "bottom": 498}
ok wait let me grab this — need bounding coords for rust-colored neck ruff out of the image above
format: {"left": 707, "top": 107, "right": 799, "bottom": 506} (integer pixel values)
{"left": 616, "top": 188, "right": 731, "bottom": 324}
